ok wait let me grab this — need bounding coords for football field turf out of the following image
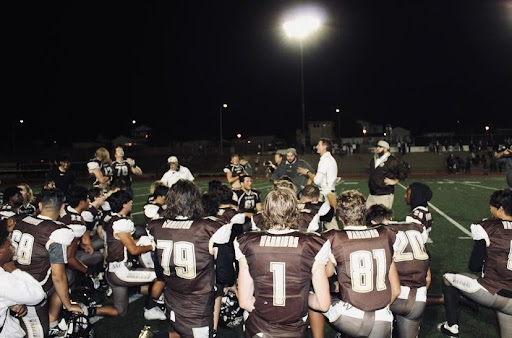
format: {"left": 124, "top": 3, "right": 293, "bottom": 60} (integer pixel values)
{"left": 91, "top": 175, "right": 508, "bottom": 337}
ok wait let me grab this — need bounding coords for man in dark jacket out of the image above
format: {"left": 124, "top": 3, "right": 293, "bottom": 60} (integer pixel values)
{"left": 366, "top": 140, "right": 409, "bottom": 209}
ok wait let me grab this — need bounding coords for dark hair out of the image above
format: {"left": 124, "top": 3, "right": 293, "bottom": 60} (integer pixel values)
{"left": 365, "top": 204, "right": 393, "bottom": 226}
{"left": 319, "top": 137, "right": 333, "bottom": 152}
{"left": 88, "top": 186, "right": 104, "bottom": 201}
{"left": 38, "top": 188, "right": 66, "bottom": 213}
{"left": 66, "top": 185, "right": 89, "bottom": 208}
{"left": 201, "top": 192, "right": 220, "bottom": 217}
{"left": 3, "top": 186, "right": 22, "bottom": 202}
{"left": 0, "top": 219, "right": 9, "bottom": 248}
{"left": 111, "top": 179, "right": 129, "bottom": 191}
{"left": 239, "top": 174, "right": 251, "bottom": 184}
{"left": 208, "top": 180, "right": 223, "bottom": 192}
{"left": 107, "top": 190, "right": 133, "bottom": 213}
{"left": 408, "top": 182, "right": 433, "bottom": 209}
{"left": 57, "top": 152, "right": 72, "bottom": 162}
{"left": 210, "top": 184, "right": 233, "bottom": 205}
{"left": 165, "top": 180, "right": 203, "bottom": 219}
{"left": 153, "top": 184, "right": 169, "bottom": 198}
{"left": 301, "top": 185, "right": 320, "bottom": 199}
{"left": 489, "top": 188, "right": 512, "bottom": 216}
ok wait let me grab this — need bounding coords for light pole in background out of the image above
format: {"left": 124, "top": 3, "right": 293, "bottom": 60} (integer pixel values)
{"left": 283, "top": 10, "right": 323, "bottom": 152}
{"left": 219, "top": 103, "right": 228, "bottom": 155}
{"left": 335, "top": 108, "right": 341, "bottom": 144}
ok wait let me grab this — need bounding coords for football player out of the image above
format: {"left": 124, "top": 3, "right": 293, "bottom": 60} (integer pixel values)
{"left": 438, "top": 188, "right": 512, "bottom": 337}
{"left": 111, "top": 145, "right": 142, "bottom": 193}
{"left": 147, "top": 179, "right": 234, "bottom": 337}
{"left": 223, "top": 154, "right": 250, "bottom": 189}
{"left": 87, "top": 147, "right": 113, "bottom": 191}
{"left": 10, "top": 188, "right": 83, "bottom": 337}
{"left": 322, "top": 190, "right": 401, "bottom": 338}
{"left": 366, "top": 204, "right": 431, "bottom": 338}
{"left": 234, "top": 188, "right": 331, "bottom": 337}
{"left": 404, "top": 182, "right": 433, "bottom": 235}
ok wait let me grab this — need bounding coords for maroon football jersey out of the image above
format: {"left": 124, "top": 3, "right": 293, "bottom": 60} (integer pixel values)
{"left": 217, "top": 206, "right": 237, "bottom": 224}
{"left": 407, "top": 206, "right": 433, "bottom": 232}
{"left": 472, "top": 218, "right": 512, "bottom": 294}
{"left": 234, "top": 230, "right": 328, "bottom": 331}
{"left": 298, "top": 201, "right": 322, "bottom": 232}
{"left": 147, "top": 217, "right": 230, "bottom": 295}
{"left": 385, "top": 222, "right": 430, "bottom": 288}
{"left": 104, "top": 214, "right": 134, "bottom": 263}
{"left": 12, "top": 215, "right": 71, "bottom": 292}
{"left": 324, "top": 226, "right": 396, "bottom": 311}
{"left": 59, "top": 204, "right": 87, "bottom": 238}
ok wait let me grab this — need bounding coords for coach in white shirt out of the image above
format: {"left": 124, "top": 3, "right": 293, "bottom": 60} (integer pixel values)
{"left": 298, "top": 137, "right": 339, "bottom": 229}
{"left": 160, "top": 156, "right": 195, "bottom": 188}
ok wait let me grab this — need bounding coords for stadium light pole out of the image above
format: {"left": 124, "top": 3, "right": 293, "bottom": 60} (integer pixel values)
{"left": 220, "top": 103, "right": 228, "bottom": 155}
{"left": 335, "top": 108, "right": 341, "bottom": 144}
{"left": 283, "top": 13, "right": 322, "bottom": 153}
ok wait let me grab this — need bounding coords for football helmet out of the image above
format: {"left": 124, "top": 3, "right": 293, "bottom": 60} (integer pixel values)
{"left": 50, "top": 308, "right": 94, "bottom": 338}
{"left": 219, "top": 291, "right": 243, "bottom": 328}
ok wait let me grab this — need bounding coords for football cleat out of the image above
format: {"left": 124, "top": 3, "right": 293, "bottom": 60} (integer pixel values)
{"left": 144, "top": 307, "right": 167, "bottom": 321}
{"left": 437, "top": 322, "right": 459, "bottom": 337}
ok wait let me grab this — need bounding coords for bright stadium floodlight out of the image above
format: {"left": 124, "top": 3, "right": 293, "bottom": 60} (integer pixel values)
{"left": 282, "top": 5, "right": 325, "bottom": 152}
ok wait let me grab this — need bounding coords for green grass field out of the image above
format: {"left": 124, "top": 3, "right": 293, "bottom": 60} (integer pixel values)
{"left": 53, "top": 175, "right": 511, "bottom": 337}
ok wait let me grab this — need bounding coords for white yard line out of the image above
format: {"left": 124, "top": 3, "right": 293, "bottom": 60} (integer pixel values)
{"left": 397, "top": 183, "right": 472, "bottom": 237}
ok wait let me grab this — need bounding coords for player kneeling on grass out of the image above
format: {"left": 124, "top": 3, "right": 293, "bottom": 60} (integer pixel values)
{"left": 147, "top": 179, "right": 235, "bottom": 338}
{"left": 83, "top": 190, "right": 161, "bottom": 320}
{"left": 437, "top": 188, "right": 512, "bottom": 338}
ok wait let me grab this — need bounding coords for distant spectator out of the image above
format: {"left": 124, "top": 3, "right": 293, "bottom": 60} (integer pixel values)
{"left": 271, "top": 147, "right": 314, "bottom": 193}
{"left": 494, "top": 145, "right": 512, "bottom": 187}
{"left": 160, "top": 156, "right": 194, "bottom": 188}
{"left": 46, "top": 153, "right": 76, "bottom": 195}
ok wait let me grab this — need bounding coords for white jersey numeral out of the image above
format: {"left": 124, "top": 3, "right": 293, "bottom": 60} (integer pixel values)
{"left": 394, "top": 230, "right": 429, "bottom": 262}
{"left": 350, "top": 249, "right": 387, "bottom": 293}
{"left": 270, "top": 262, "right": 286, "bottom": 306}
{"left": 11, "top": 230, "right": 35, "bottom": 265}
{"left": 157, "top": 240, "right": 197, "bottom": 279}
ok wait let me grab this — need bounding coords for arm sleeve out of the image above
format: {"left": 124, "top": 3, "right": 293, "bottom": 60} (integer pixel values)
{"left": 214, "top": 243, "right": 236, "bottom": 286}
{"left": 468, "top": 239, "right": 486, "bottom": 272}
{"left": 0, "top": 269, "right": 46, "bottom": 305}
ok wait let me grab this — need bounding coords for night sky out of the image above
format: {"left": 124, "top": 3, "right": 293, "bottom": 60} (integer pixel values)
{"left": 6, "top": 1, "right": 512, "bottom": 147}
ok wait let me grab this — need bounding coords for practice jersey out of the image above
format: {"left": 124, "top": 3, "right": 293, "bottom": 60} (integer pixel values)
{"left": 111, "top": 159, "right": 134, "bottom": 186}
{"left": 234, "top": 229, "right": 329, "bottom": 326}
{"left": 406, "top": 206, "right": 433, "bottom": 233}
{"left": 385, "top": 221, "right": 430, "bottom": 288}
{"left": 11, "top": 214, "right": 74, "bottom": 292}
{"left": 147, "top": 216, "right": 231, "bottom": 295}
{"left": 470, "top": 217, "right": 512, "bottom": 294}
{"left": 233, "top": 189, "right": 261, "bottom": 214}
{"left": 324, "top": 225, "right": 396, "bottom": 311}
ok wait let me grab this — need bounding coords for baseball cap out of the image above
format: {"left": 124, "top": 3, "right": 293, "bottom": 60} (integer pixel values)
{"left": 377, "top": 140, "right": 390, "bottom": 149}
{"left": 167, "top": 156, "right": 178, "bottom": 163}
{"left": 286, "top": 148, "right": 297, "bottom": 156}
